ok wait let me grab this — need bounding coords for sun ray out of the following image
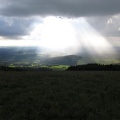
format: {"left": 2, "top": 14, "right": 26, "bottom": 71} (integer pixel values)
{"left": 0, "top": 16, "right": 116, "bottom": 57}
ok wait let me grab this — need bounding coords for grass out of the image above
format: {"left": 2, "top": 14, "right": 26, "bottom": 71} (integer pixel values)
{"left": 0, "top": 71, "right": 120, "bottom": 120}
{"left": 51, "top": 65, "right": 69, "bottom": 70}
{"left": 41, "top": 65, "right": 69, "bottom": 71}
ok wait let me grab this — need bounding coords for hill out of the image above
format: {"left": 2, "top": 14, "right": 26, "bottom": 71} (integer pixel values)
{"left": 0, "top": 47, "right": 120, "bottom": 67}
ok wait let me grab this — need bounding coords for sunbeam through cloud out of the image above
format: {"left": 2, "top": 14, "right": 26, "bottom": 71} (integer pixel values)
{"left": 0, "top": 16, "right": 116, "bottom": 57}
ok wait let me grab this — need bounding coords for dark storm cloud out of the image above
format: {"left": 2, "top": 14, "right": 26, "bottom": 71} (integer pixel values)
{"left": 0, "top": 16, "right": 37, "bottom": 39}
{"left": 0, "top": 0, "right": 120, "bottom": 40}
{"left": 0, "top": 0, "right": 120, "bottom": 17}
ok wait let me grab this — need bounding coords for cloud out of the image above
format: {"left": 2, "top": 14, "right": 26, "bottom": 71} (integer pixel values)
{"left": 86, "top": 14, "right": 120, "bottom": 37}
{"left": 0, "top": 16, "right": 37, "bottom": 39}
{"left": 0, "top": 0, "right": 120, "bottom": 17}
{"left": 0, "top": 0, "right": 120, "bottom": 41}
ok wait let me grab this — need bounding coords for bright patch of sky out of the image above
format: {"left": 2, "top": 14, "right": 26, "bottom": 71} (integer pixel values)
{"left": 0, "top": 0, "right": 120, "bottom": 56}
{"left": 0, "top": 16, "right": 116, "bottom": 56}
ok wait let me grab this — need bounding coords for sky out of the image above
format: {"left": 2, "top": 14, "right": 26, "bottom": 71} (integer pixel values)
{"left": 0, "top": 0, "right": 120, "bottom": 55}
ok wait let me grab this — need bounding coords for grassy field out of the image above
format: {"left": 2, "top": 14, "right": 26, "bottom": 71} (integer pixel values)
{"left": 0, "top": 71, "right": 120, "bottom": 120}
{"left": 41, "top": 65, "right": 69, "bottom": 71}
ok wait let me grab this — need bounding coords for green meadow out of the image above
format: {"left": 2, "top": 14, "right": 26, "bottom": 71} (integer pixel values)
{"left": 0, "top": 71, "right": 120, "bottom": 120}
{"left": 41, "top": 65, "right": 69, "bottom": 71}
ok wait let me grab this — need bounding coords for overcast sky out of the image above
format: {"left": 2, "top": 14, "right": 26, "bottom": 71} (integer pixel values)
{"left": 0, "top": 0, "right": 120, "bottom": 47}
{"left": 1, "top": 0, "right": 120, "bottom": 17}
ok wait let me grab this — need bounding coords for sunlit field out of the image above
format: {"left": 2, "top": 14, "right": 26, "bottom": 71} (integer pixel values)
{"left": 0, "top": 71, "right": 120, "bottom": 120}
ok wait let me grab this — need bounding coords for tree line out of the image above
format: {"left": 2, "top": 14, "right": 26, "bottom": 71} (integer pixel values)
{"left": 67, "top": 63, "right": 120, "bottom": 71}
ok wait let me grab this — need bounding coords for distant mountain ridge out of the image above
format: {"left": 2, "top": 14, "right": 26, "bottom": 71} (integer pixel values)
{"left": 0, "top": 47, "right": 120, "bottom": 66}
{"left": 0, "top": 47, "right": 81, "bottom": 66}
{"left": 44, "top": 55, "right": 81, "bottom": 65}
